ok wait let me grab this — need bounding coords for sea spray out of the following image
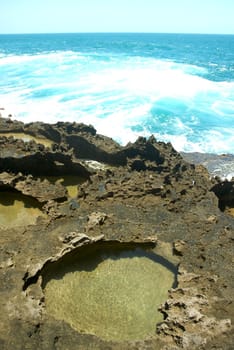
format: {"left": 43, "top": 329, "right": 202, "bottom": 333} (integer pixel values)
{"left": 0, "top": 33, "right": 233, "bottom": 154}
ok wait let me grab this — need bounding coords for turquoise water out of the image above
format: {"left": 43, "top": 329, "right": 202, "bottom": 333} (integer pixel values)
{"left": 0, "top": 33, "right": 233, "bottom": 154}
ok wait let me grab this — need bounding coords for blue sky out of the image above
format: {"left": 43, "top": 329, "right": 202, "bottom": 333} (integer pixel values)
{"left": 1, "top": 0, "right": 234, "bottom": 34}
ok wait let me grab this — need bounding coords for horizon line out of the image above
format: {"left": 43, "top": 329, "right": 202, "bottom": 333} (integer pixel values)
{"left": 0, "top": 31, "right": 234, "bottom": 36}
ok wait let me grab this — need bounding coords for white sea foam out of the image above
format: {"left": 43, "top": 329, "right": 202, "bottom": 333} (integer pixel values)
{"left": 0, "top": 50, "right": 234, "bottom": 154}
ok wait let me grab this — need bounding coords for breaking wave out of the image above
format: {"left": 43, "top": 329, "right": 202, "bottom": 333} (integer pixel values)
{"left": 0, "top": 37, "right": 233, "bottom": 154}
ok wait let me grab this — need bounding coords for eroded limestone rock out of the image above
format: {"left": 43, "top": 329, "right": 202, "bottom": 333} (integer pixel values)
{"left": 0, "top": 117, "right": 233, "bottom": 350}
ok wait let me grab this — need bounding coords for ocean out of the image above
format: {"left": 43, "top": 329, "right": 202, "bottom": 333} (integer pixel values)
{"left": 0, "top": 33, "right": 234, "bottom": 155}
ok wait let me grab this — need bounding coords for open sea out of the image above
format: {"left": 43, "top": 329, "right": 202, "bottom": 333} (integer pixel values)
{"left": 0, "top": 33, "right": 234, "bottom": 156}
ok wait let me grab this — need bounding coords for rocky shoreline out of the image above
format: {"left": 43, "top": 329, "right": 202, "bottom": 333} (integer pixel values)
{"left": 0, "top": 116, "right": 233, "bottom": 349}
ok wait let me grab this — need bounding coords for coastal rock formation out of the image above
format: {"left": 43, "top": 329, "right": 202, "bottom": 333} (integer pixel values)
{"left": 0, "top": 172, "right": 67, "bottom": 203}
{"left": 0, "top": 117, "right": 233, "bottom": 349}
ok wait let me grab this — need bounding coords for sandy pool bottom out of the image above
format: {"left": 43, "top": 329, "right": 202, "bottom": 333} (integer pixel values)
{"left": 44, "top": 247, "right": 176, "bottom": 341}
{"left": 0, "top": 191, "right": 45, "bottom": 228}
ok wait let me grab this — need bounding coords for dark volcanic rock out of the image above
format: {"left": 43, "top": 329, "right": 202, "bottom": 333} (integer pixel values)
{"left": 0, "top": 172, "right": 67, "bottom": 202}
{"left": 0, "top": 117, "right": 233, "bottom": 350}
{"left": 181, "top": 151, "right": 234, "bottom": 179}
{"left": 0, "top": 136, "right": 90, "bottom": 177}
{"left": 211, "top": 179, "right": 234, "bottom": 211}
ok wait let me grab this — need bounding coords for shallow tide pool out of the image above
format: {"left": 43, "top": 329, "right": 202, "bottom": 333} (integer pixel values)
{"left": 0, "top": 190, "right": 45, "bottom": 228}
{"left": 0, "top": 132, "right": 53, "bottom": 148}
{"left": 39, "top": 176, "right": 86, "bottom": 198}
{"left": 44, "top": 246, "right": 177, "bottom": 341}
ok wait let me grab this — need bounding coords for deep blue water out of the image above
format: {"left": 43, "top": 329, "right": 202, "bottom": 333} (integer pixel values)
{"left": 0, "top": 33, "right": 233, "bottom": 154}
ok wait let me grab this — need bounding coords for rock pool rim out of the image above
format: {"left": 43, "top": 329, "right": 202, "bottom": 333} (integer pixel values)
{"left": 40, "top": 241, "right": 178, "bottom": 341}
{"left": 39, "top": 241, "right": 178, "bottom": 290}
{"left": 22, "top": 241, "right": 178, "bottom": 291}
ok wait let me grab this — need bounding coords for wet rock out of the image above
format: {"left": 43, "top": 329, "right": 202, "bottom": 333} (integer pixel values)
{"left": 181, "top": 151, "right": 234, "bottom": 180}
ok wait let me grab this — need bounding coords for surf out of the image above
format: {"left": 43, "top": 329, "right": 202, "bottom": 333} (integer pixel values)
{"left": 0, "top": 33, "right": 233, "bottom": 155}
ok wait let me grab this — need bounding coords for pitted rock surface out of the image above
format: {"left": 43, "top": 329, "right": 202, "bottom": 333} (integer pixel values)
{"left": 0, "top": 117, "right": 233, "bottom": 350}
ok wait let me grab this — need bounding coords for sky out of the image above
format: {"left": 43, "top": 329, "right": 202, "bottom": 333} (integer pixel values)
{"left": 1, "top": 0, "right": 234, "bottom": 35}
